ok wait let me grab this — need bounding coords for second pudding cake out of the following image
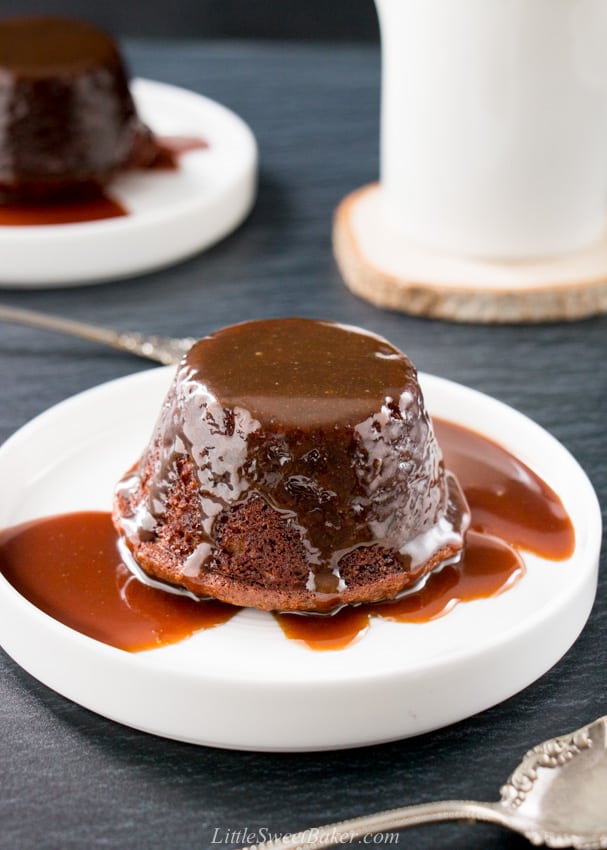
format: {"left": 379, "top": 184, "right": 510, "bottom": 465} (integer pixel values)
{"left": 0, "top": 16, "right": 159, "bottom": 201}
{"left": 113, "top": 318, "right": 469, "bottom": 611}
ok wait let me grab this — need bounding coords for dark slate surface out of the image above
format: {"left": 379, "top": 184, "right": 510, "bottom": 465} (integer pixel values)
{"left": 1, "top": 41, "right": 606, "bottom": 850}
{"left": 0, "top": 2, "right": 380, "bottom": 40}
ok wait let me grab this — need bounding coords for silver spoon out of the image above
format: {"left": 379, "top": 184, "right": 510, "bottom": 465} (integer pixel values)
{"left": 246, "top": 714, "right": 607, "bottom": 850}
{"left": 0, "top": 303, "right": 193, "bottom": 365}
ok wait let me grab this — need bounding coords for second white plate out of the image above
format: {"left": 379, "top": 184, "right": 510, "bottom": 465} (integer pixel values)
{"left": 0, "top": 79, "right": 258, "bottom": 287}
{"left": 0, "top": 368, "right": 601, "bottom": 750}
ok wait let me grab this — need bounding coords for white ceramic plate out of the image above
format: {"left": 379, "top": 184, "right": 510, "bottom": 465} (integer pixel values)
{"left": 0, "top": 368, "right": 600, "bottom": 751}
{"left": 0, "top": 79, "right": 257, "bottom": 287}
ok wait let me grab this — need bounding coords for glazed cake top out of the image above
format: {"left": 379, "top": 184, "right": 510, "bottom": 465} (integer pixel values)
{"left": 0, "top": 17, "right": 119, "bottom": 76}
{"left": 182, "top": 317, "right": 419, "bottom": 428}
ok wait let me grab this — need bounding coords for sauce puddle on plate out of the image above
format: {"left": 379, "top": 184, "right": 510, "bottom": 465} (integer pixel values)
{"left": 0, "top": 195, "right": 128, "bottom": 226}
{"left": 0, "top": 136, "right": 208, "bottom": 226}
{"left": 0, "top": 511, "right": 236, "bottom": 651}
{"left": 0, "top": 420, "right": 574, "bottom": 652}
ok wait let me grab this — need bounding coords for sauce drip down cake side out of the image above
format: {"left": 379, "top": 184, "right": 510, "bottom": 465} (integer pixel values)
{"left": 113, "top": 318, "right": 469, "bottom": 612}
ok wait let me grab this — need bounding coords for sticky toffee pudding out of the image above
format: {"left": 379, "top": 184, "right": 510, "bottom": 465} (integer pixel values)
{"left": 113, "top": 318, "right": 470, "bottom": 612}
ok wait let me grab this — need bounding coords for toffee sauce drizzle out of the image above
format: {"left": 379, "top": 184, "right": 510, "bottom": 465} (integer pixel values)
{"left": 0, "top": 420, "right": 574, "bottom": 652}
{"left": 0, "top": 195, "right": 128, "bottom": 226}
{"left": 115, "top": 319, "right": 466, "bottom": 605}
{"left": 0, "top": 511, "right": 235, "bottom": 651}
{"left": 276, "top": 419, "right": 574, "bottom": 649}
{"left": 0, "top": 137, "right": 207, "bottom": 226}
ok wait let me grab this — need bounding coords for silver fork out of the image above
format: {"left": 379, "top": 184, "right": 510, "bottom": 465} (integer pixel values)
{"left": 0, "top": 303, "right": 194, "bottom": 365}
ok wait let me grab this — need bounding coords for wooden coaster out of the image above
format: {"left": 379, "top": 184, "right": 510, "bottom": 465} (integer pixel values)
{"left": 333, "top": 183, "right": 607, "bottom": 323}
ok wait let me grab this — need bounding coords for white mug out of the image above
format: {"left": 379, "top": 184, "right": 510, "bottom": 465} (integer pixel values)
{"left": 374, "top": 0, "right": 607, "bottom": 260}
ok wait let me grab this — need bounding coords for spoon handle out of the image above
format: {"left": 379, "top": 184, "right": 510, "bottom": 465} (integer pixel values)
{"left": 0, "top": 303, "right": 194, "bottom": 365}
{"left": 245, "top": 800, "right": 508, "bottom": 850}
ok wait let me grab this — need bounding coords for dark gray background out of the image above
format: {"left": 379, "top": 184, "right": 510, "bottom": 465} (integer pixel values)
{"left": 0, "top": 1, "right": 380, "bottom": 40}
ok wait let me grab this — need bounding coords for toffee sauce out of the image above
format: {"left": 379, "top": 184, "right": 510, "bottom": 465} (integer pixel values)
{"left": 151, "top": 136, "right": 209, "bottom": 170}
{"left": 0, "top": 511, "right": 236, "bottom": 651}
{"left": 0, "top": 137, "right": 207, "bottom": 226}
{"left": 0, "top": 420, "right": 574, "bottom": 652}
{"left": 277, "top": 420, "right": 574, "bottom": 648}
{"left": 0, "top": 195, "right": 128, "bottom": 226}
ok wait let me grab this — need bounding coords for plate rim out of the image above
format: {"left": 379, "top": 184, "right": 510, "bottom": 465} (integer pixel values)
{"left": 0, "top": 366, "right": 601, "bottom": 748}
